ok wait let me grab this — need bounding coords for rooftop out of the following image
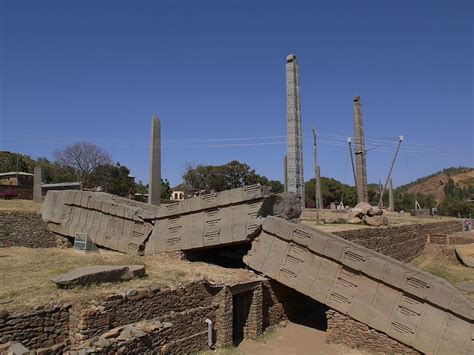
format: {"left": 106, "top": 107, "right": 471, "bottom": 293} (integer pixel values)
{"left": 0, "top": 172, "right": 34, "bottom": 177}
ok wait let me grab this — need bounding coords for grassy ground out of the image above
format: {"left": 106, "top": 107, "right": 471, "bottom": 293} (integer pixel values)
{"left": 0, "top": 199, "right": 42, "bottom": 213}
{"left": 411, "top": 244, "right": 474, "bottom": 302}
{"left": 0, "top": 247, "right": 255, "bottom": 313}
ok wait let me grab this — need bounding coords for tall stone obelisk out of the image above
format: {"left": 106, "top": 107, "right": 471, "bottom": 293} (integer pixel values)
{"left": 353, "top": 96, "right": 368, "bottom": 203}
{"left": 148, "top": 114, "right": 161, "bottom": 206}
{"left": 33, "top": 166, "right": 42, "bottom": 202}
{"left": 388, "top": 178, "right": 394, "bottom": 211}
{"left": 286, "top": 54, "right": 305, "bottom": 209}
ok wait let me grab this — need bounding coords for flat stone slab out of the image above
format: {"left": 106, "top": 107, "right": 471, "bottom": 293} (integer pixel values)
{"left": 455, "top": 243, "right": 474, "bottom": 267}
{"left": 52, "top": 265, "right": 145, "bottom": 288}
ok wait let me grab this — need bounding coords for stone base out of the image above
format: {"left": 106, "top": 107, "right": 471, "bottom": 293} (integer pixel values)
{"left": 326, "top": 309, "right": 420, "bottom": 354}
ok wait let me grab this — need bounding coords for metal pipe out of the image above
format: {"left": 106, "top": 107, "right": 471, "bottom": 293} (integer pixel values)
{"left": 205, "top": 318, "right": 213, "bottom": 348}
{"left": 347, "top": 138, "right": 357, "bottom": 187}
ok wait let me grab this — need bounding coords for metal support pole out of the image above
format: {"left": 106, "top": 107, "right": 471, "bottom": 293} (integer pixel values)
{"left": 347, "top": 138, "right": 357, "bottom": 187}
{"left": 378, "top": 136, "right": 404, "bottom": 208}
{"left": 313, "top": 127, "right": 321, "bottom": 223}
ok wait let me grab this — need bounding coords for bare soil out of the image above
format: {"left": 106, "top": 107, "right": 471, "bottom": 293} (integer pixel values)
{"left": 407, "top": 170, "right": 474, "bottom": 204}
{"left": 200, "top": 321, "right": 368, "bottom": 355}
{"left": 301, "top": 208, "right": 457, "bottom": 233}
{"left": 0, "top": 247, "right": 256, "bottom": 313}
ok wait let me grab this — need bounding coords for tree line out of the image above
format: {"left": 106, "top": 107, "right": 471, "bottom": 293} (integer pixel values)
{"left": 0, "top": 143, "right": 171, "bottom": 199}
{"left": 1, "top": 145, "right": 471, "bottom": 217}
{"left": 304, "top": 176, "right": 473, "bottom": 217}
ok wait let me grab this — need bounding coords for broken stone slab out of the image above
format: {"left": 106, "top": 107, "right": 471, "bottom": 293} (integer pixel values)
{"left": 455, "top": 243, "right": 474, "bottom": 267}
{"left": 0, "top": 342, "right": 29, "bottom": 355}
{"left": 259, "top": 192, "right": 302, "bottom": 221}
{"left": 354, "top": 202, "right": 372, "bottom": 215}
{"left": 244, "top": 216, "right": 473, "bottom": 354}
{"left": 347, "top": 217, "right": 362, "bottom": 224}
{"left": 368, "top": 206, "right": 383, "bottom": 216}
{"left": 52, "top": 265, "right": 145, "bottom": 288}
{"left": 42, "top": 184, "right": 275, "bottom": 255}
{"left": 362, "top": 215, "right": 388, "bottom": 227}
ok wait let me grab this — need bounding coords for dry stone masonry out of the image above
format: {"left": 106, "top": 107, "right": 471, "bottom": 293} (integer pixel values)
{"left": 335, "top": 220, "right": 462, "bottom": 262}
{"left": 0, "top": 212, "right": 66, "bottom": 248}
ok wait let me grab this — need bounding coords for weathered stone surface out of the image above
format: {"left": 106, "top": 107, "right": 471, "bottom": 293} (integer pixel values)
{"left": 348, "top": 203, "right": 387, "bottom": 226}
{"left": 326, "top": 309, "right": 420, "bottom": 354}
{"left": 52, "top": 265, "right": 145, "bottom": 288}
{"left": 455, "top": 243, "right": 474, "bottom": 267}
{"left": 244, "top": 216, "right": 473, "bottom": 355}
{"left": 335, "top": 220, "right": 461, "bottom": 263}
{"left": 148, "top": 114, "right": 161, "bottom": 206}
{"left": 0, "top": 341, "right": 29, "bottom": 355}
{"left": 457, "top": 281, "right": 474, "bottom": 293}
{"left": 347, "top": 217, "right": 362, "bottom": 224}
{"left": 258, "top": 192, "right": 302, "bottom": 221}
{"left": 286, "top": 54, "right": 305, "bottom": 210}
{"left": 354, "top": 202, "right": 371, "bottom": 215}
{"left": 42, "top": 184, "right": 273, "bottom": 255}
{"left": 362, "top": 215, "right": 388, "bottom": 227}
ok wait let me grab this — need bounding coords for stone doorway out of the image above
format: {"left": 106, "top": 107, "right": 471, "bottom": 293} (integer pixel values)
{"left": 232, "top": 290, "right": 252, "bottom": 345}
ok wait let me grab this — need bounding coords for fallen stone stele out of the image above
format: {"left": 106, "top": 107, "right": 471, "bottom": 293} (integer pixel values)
{"left": 52, "top": 265, "right": 145, "bottom": 288}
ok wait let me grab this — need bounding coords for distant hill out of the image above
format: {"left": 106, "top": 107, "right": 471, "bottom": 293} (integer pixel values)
{"left": 396, "top": 167, "right": 474, "bottom": 204}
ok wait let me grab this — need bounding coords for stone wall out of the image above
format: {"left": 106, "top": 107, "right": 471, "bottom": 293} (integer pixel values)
{"left": 0, "top": 212, "right": 66, "bottom": 248}
{"left": 428, "top": 233, "right": 473, "bottom": 245}
{"left": 326, "top": 309, "right": 420, "bottom": 354}
{"left": 334, "top": 220, "right": 462, "bottom": 262}
{"left": 0, "top": 278, "right": 279, "bottom": 353}
{"left": 69, "top": 280, "right": 221, "bottom": 346}
{"left": 0, "top": 304, "right": 71, "bottom": 352}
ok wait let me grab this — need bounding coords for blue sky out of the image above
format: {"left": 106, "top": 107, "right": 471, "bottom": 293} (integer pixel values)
{"left": 1, "top": 0, "right": 472, "bottom": 187}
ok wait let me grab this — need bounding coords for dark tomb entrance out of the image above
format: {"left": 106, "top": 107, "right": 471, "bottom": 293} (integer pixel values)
{"left": 232, "top": 290, "right": 252, "bottom": 345}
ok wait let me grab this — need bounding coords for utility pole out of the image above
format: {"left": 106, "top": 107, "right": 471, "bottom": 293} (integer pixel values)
{"left": 312, "top": 127, "right": 323, "bottom": 223}
{"left": 378, "top": 135, "right": 404, "bottom": 208}
{"left": 347, "top": 138, "right": 357, "bottom": 187}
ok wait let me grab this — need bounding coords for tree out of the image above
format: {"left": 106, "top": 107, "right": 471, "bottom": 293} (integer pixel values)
{"left": 182, "top": 160, "right": 283, "bottom": 193}
{"left": 439, "top": 178, "right": 473, "bottom": 217}
{"left": 87, "top": 163, "right": 135, "bottom": 197}
{"left": 53, "top": 142, "right": 112, "bottom": 184}
{"left": 305, "top": 177, "right": 357, "bottom": 208}
{"left": 135, "top": 179, "right": 171, "bottom": 200}
{"left": 160, "top": 178, "right": 172, "bottom": 199}
{"left": 0, "top": 153, "right": 31, "bottom": 173}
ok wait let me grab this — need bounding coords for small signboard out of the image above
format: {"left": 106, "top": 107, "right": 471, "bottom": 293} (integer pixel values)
{"left": 74, "top": 233, "right": 98, "bottom": 253}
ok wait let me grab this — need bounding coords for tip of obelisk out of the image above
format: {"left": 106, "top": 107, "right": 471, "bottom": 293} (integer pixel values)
{"left": 151, "top": 113, "right": 160, "bottom": 121}
{"left": 286, "top": 54, "right": 296, "bottom": 62}
{"left": 353, "top": 96, "right": 361, "bottom": 102}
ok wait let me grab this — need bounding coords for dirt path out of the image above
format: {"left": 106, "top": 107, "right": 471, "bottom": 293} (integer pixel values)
{"left": 237, "top": 322, "right": 368, "bottom": 355}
